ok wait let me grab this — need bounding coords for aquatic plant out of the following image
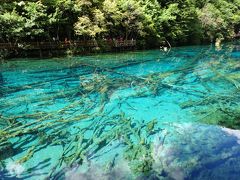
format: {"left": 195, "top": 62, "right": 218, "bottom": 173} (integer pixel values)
{"left": 180, "top": 56, "right": 240, "bottom": 129}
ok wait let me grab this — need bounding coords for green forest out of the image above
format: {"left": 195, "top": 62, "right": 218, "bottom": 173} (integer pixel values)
{"left": 1, "top": 0, "right": 240, "bottom": 47}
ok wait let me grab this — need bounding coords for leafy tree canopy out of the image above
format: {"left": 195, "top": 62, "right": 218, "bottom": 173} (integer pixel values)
{"left": 0, "top": 0, "right": 239, "bottom": 45}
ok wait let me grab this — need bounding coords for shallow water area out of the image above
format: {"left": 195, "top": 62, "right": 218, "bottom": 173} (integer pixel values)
{"left": 0, "top": 43, "right": 240, "bottom": 179}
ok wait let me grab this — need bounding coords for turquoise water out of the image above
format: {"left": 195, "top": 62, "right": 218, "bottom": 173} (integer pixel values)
{"left": 0, "top": 43, "right": 240, "bottom": 179}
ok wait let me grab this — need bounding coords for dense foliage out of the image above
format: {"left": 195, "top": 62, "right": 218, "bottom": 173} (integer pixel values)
{"left": 0, "top": 0, "right": 240, "bottom": 46}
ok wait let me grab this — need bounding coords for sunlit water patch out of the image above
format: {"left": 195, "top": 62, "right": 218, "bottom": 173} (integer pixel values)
{"left": 0, "top": 43, "right": 240, "bottom": 179}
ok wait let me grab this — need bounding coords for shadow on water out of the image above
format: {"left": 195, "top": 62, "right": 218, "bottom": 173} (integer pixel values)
{"left": 21, "top": 159, "right": 50, "bottom": 179}
{"left": 0, "top": 170, "right": 23, "bottom": 180}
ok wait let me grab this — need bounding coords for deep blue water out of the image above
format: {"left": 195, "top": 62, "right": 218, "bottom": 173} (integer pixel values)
{"left": 0, "top": 43, "right": 240, "bottom": 179}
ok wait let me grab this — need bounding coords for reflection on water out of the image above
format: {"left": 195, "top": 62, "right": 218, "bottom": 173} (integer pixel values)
{"left": 0, "top": 43, "right": 240, "bottom": 179}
